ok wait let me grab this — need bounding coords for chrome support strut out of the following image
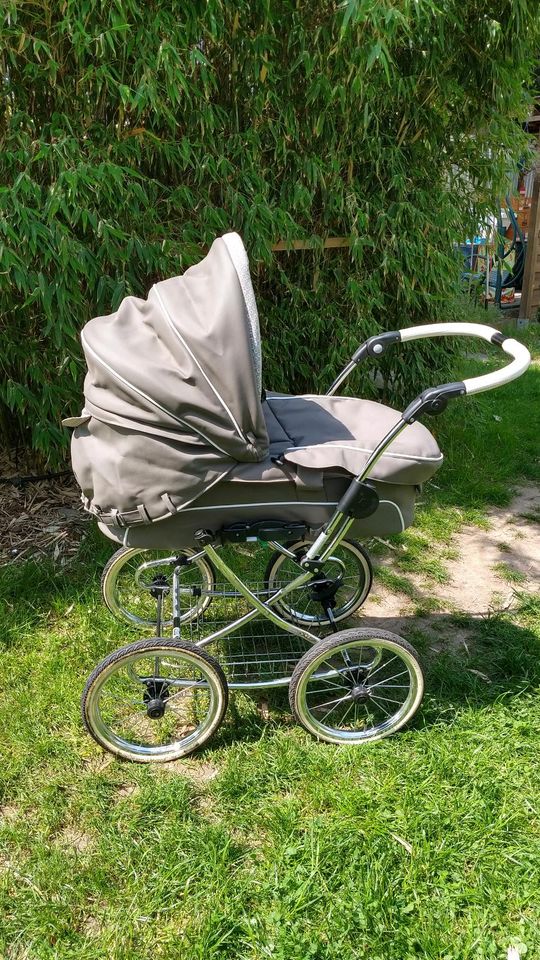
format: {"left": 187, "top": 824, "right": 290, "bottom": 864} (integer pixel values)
{"left": 303, "top": 418, "right": 410, "bottom": 565}
{"left": 172, "top": 565, "right": 182, "bottom": 640}
{"left": 202, "top": 544, "right": 319, "bottom": 645}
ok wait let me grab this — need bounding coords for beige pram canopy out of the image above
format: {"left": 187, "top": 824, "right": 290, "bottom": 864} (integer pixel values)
{"left": 66, "top": 232, "right": 443, "bottom": 548}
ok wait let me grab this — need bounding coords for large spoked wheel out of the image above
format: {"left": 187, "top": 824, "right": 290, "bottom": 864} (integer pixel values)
{"left": 290, "top": 628, "right": 424, "bottom": 744}
{"left": 101, "top": 548, "right": 215, "bottom": 629}
{"left": 265, "top": 539, "right": 372, "bottom": 627}
{"left": 82, "top": 639, "right": 228, "bottom": 763}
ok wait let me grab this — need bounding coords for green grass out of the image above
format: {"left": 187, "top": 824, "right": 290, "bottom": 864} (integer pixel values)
{"left": 492, "top": 562, "right": 528, "bottom": 585}
{"left": 1, "top": 333, "right": 539, "bottom": 959}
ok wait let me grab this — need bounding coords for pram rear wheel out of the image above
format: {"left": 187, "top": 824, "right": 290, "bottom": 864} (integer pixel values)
{"left": 265, "top": 539, "right": 372, "bottom": 627}
{"left": 101, "top": 548, "right": 215, "bottom": 629}
{"left": 289, "top": 628, "right": 423, "bottom": 744}
{"left": 82, "top": 639, "right": 228, "bottom": 762}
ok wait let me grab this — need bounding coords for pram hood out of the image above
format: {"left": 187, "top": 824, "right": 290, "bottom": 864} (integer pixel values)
{"left": 67, "top": 233, "right": 270, "bottom": 524}
{"left": 76, "top": 232, "right": 267, "bottom": 460}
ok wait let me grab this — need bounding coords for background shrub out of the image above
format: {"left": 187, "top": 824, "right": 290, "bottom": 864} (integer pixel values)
{"left": 1, "top": 0, "right": 538, "bottom": 464}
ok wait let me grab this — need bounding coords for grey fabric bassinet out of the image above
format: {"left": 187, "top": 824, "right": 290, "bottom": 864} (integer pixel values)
{"left": 65, "top": 232, "right": 443, "bottom": 548}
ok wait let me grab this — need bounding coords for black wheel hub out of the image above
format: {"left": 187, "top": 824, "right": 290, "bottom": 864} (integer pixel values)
{"left": 146, "top": 698, "right": 166, "bottom": 719}
{"left": 149, "top": 574, "right": 170, "bottom": 600}
{"left": 350, "top": 684, "right": 371, "bottom": 703}
{"left": 308, "top": 574, "right": 343, "bottom": 607}
{"left": 143, "top": 678, "right": 170, "bottom": 719}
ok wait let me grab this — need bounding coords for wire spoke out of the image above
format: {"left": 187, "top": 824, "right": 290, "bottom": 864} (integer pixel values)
{"left": 166, "top": 679, "right": 207, "bottom": 703}
{"left": 368, "top": 670, "right": 410, "bottom": 689}
{"left": 317, "top": 692, "right": 353, "bottom": 722}
{"left": 369, "top": 692, "right": 406, "bottom": 708}
{"left": 365, "top": 654, "right": 398, "bottom": 681}
{"left": 306, "top": 685, "right": 348, "bottom": 698}
{"left": 338, "top": 699, "right": 357, "bottom": 728}
{"left": 166, "top": 703, "right": 200, "bottom": 723}
{"left": 306, "top": 678, "right": 347, "bottom": 694}
{"left": 312, "top": 692, "right": 353, "bottom": 712}
{"left": 369, "top": 696, "right": 392, "bottom": 718}
{"left": 116, "top": 707, "right": 150, "bottom": 726}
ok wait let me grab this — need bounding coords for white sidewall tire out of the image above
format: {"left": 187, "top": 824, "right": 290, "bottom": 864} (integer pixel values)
{"left": 82, "top": 639, "right": 228, "bottom": 763}
{"left": 289, "top": 628, "right": 424, "bottom": 745}
{"left": 101, "top": 547, "right": 215, "bottom": 629}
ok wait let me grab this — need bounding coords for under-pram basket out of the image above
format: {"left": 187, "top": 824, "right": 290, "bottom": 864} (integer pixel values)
{"left": 65, "top": 232, "right": 530, "bottom": 762}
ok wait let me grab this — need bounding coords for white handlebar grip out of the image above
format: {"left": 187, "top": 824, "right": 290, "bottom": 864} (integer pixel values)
{"left": 399, "top": 323, "right": 531, "bottom": 395}
{"left": 463, "top": 337, "right": 531, "bottom": 395}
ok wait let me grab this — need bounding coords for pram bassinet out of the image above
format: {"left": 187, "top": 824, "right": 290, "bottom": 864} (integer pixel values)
{"left": 67, "top": 232, "right": 442, "bottom": 548}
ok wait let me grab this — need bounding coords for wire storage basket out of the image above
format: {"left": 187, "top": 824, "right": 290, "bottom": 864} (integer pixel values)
{"left": 183, "top": 579, "right": 318, "bottom": 688}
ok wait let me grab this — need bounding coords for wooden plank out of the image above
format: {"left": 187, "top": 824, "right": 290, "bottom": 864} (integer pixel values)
{"left": 519, "top": 143, "right": 540, "bottom": 321}
{"left": 271, "top": 236, "right": 351, "bottom": 251}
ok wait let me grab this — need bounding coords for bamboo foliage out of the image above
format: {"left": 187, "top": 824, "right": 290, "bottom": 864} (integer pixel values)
{"left": 1, "top": 0, "right": 538, "bottom": 462}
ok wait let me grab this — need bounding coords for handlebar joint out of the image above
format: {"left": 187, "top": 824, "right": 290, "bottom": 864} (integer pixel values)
{"left": 352, "top": 330, "right": 401, "bottom": 364}
{"left": 402, "top": 382, "right": 466, "bottom": 423}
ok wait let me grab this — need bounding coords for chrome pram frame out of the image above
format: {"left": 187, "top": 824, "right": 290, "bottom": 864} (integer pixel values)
{"left": 82, "top": 323, "right": 531, "bottom": 762}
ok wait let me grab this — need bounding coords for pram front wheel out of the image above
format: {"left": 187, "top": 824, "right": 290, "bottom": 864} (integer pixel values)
{"left": 289, "top": 628, "right": 423, "bottom": 744}
{"left": 265, "top": 539, "right": 372, "bottom": 627}
{"left": 82, "top": 639, "right": 228, "bottom": 763}
{"left": 101, "top": 547, "right": 215, "bottom": 629}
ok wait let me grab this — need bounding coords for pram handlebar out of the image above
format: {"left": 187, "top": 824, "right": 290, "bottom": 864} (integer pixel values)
{"left": 302, "top": 323, "right": 531, "bottom": 564}
{"left": 327, "top": 322, "right": 531, "bottom": 406}
{"left": 399, "top": 323, "right": 531, "bottom": 396}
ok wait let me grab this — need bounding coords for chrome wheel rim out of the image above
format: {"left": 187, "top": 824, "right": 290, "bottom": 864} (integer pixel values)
{"left": 84, "top": 646, "right": 225, "bottom": 761}
{"left": 102, "top": 548, "right": 214, "bottom": 628}
{"left": 296, "top": 637, "right": 423, "bottom": 743}
{"left": 267, "top": 540, "right": 371, "bottom": 625}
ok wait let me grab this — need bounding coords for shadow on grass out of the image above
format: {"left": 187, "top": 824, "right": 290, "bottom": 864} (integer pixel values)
{"left": 0, "top": 528, "right": 116, "bottom": 645}
{"left": 193, "top": 607, "right": 540, "bottom": 751}
{"left": 1, "top": 527, "right": 538, "bottom": 757}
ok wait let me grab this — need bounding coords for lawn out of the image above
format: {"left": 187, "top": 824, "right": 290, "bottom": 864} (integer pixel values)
{"left": 0, "top": 321, "right": 539, "bottom": 960}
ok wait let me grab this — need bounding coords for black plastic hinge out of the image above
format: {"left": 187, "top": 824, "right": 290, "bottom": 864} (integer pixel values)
{"left": 194, "top": 529, "right": 214, "bottom": 546}
{"left": 352, "top": 330, "right": 401, "bottom": 364}
{"left": 402, "top": 382, "right": 466, "bottom": 423}
{"left": 336, "top": 481, "right": 380, "bottom": 519}
{"left": 173, "top": 553, "right": 190, "bottom": 567}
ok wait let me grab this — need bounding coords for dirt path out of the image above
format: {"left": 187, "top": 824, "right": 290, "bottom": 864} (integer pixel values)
{"left": 361, "top": 484, "right": 539, "bottom": 642}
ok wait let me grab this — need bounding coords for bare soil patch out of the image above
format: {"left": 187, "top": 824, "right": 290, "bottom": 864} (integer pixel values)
{"left": 54, "top": 825, "right": 94, "bottom": 853}
{"left": 361, "top": 485, "right": 539, "bottom": 646}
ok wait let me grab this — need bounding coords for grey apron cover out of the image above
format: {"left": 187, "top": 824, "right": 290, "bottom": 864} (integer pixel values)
{"left": 66, "top": 233, "right": 269, "bottom": 525}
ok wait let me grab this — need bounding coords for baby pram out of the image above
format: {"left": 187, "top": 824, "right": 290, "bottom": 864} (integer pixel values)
{"left": 65, "top": 232, "right": 530, "bottom": 762}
